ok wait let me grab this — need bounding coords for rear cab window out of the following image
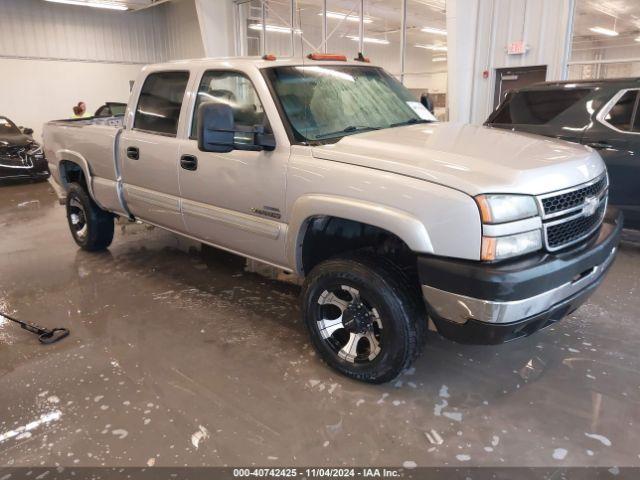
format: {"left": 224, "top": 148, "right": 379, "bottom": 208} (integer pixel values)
{"left": 133, "top": 71, "right": 190, "bottom": 136}
{"left": 489, "top": 87, "right": 593, "bottom": 125}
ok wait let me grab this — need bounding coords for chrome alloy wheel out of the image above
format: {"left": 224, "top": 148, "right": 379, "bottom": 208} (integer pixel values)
{"left": 68, "top": 198, "right": 88, "bottom": 240}
{"left": 316, "top": 285, "right": 383, "bottom": 363}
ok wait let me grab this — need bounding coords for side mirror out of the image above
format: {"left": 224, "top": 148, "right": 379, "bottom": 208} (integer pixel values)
{"left": 198, "top": 102, "right": 234, "bottom": 153}
{"left": 23, "top": 127, "right": 34, "bottom": 135}
{"left": 197, "top": 102, "right": 276, "bottom": 153}
{"left": 252, "top": 125, "right": 276, "bottom": 151}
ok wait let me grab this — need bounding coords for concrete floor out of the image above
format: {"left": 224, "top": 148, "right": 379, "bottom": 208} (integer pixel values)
{"left": 1, "top": 181, "right": 640, "bottom": 468}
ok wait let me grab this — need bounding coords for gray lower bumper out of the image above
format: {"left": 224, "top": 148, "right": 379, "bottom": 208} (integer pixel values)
{"left": 422, "top": 245, "right": 617, "bottom": 325}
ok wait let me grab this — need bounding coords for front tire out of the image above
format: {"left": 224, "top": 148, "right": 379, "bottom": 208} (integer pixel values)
{"left": 302, "top": 254, "right": 426, "bottom": 383}
{"left": 65, "top": 182, "right": 114, "bottom": 251}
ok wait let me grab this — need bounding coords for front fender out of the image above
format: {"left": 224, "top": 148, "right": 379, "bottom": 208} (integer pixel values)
{"left": 286, "top": 194, "right": 433, "bottom": 275}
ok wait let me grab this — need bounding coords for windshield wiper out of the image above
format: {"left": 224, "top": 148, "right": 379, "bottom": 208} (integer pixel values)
{"left": 389, "top": 118, "right": 432, "bottom": 128}
{"left": 314, "top": 125, "right": 381, "bottom": 139}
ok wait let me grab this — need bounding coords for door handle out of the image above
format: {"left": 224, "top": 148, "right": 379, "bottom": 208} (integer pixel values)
{"left": 180, "top": 154, "right": 198, "bottom": 171}
{"left": 586, "top": 141, "right": 612, "bottom": 150}
{"left": 127, "top": 146, "right": 139, "bottom": 160}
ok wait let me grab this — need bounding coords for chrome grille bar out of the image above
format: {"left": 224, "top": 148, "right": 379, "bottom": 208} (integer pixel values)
{"left": 536, "top": 173, "right": 608, "bottom": 221}
{"left": 536, "top": 174, "right": 609, "bottom": 252}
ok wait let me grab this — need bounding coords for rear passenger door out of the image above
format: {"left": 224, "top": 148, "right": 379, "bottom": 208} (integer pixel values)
{"left": 120, "top": 70, "right": 191, "bottom": 232}
{"left": 583, "top": 88, "right": 640, "bottom": 225}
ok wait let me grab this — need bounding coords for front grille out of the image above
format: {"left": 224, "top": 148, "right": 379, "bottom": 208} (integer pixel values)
{"left": 541, "top": 175, "right": 607, "bottom": 216}
{"left": 0, "top": 146, "right": 22, "bottom": 156}
{"left": 537, "top": 175, "right": 608, "bottom": 251}
{"left": 0, "top": 146, "right": 27, "bottom": 163}
{"left": 546, "top": 202, "right": 606, "bottom": 249}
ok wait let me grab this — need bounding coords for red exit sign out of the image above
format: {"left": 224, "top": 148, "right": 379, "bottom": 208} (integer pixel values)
{"left": 507, "top": 40, "right": 527, "bottom": 55}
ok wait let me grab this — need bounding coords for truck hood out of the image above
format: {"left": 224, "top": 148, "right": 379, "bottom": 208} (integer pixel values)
{"left": 311, "top": 123, "right": 605, "bottom": 196}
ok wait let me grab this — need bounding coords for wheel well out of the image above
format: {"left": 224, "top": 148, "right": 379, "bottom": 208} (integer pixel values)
{"left": 300, "top": 216, "right": 416, "bottom": 276}
{"left": 59, "top": 160, "right": 87, "bottom": 190}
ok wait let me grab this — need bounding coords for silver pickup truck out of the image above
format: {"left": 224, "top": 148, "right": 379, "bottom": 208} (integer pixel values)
{"left": 43, "top": 55, "right": 622, "bottom": 383}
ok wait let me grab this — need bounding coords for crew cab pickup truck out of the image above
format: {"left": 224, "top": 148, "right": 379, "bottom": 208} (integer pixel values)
{"left": 43, "top": 56, "right": 622, "bottom": 383}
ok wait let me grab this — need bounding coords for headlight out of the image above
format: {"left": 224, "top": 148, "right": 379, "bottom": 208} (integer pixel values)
{"left": 481, "top": 230, "right": 542, "bottom": 261}
{"left": 476, "top": 194, "right": 539, "bottom": 224}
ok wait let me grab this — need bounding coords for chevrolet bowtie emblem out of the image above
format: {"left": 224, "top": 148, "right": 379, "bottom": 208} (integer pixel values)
{"left": 582, "top": 196, "right": 599, "bottom": 217}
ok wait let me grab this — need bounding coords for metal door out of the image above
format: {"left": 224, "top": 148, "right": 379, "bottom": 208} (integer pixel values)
{"left": 493, "top": 66, "right": 548, "bottom": 110}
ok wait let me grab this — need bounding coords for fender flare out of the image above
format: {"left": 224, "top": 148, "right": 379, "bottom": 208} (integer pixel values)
{"left": 55, "top": 149, "right": 96, "bottom": 200}
{"left": 286, "top": 194, "right": 433, "bottom": 275}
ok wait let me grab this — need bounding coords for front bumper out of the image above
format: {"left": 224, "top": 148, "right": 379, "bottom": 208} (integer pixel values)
{"left": 0, "top": 156, "right": 50, "bottom": 181}
{"left": 418, "top": 207, "right": 622, "bottom": 344}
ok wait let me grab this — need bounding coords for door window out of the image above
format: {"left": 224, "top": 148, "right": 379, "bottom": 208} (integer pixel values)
{"left": 134, "top": 71, "right": 190, "bottom": 136}
{"left": 604, "top": 90, "right": 638, "bottom": 132}
{"left": 191, "top": 70, "right": 266, "bottom": 141}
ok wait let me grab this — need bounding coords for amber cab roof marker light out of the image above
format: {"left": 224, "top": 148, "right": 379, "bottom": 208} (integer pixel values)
{"left": 307, "top": 53, "right": 347, "bottom": 61}
{"left": 262, "top": 54, "right": 277, "bottom": 61}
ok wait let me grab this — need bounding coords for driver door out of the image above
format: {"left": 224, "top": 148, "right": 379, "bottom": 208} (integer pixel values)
{"left": 178, "top": 69, "right": 289, "bottom": 266}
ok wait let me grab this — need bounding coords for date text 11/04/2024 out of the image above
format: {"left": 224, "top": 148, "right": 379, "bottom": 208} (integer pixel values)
{"left": 232, "top": 468, "right": 402, "bottom": 478}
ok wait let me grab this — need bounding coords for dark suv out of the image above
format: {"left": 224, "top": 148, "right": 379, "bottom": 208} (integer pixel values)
{"left": 486, "top": 78, "right": 640, "bottom": 228}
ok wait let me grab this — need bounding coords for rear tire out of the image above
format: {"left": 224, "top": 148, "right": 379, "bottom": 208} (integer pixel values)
{"left": 65, "top": 182, "right": 114, "bottom": 251}
{"left": 301, "top": 253, "right": 426, "bottom": 383}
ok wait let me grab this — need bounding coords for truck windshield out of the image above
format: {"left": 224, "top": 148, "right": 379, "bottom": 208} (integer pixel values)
{"left": 264, "top": 65, "right": 435, "bottom": 143}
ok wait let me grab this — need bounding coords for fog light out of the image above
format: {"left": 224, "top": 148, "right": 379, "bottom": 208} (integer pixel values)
{"left": 482, "top": 230, "right": 542, "bottom": 261}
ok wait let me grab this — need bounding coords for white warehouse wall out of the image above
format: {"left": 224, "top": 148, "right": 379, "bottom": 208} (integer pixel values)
{"left": 195, "top": 0, "right": 235, "bottom": 58}
{"left": 0, "top": 58, "right": 141, "bottom": 142}
{"left": 0, "top": 0, "right": 204, "bottom": 141}
{"left": 0, "top": 0, "right": 166, "bottom": 63}
{"left": 447, "top": 0, "right": 574, "bottom": 124}
{"left": 164, "top": 0, "right": 207, "bottom": 61}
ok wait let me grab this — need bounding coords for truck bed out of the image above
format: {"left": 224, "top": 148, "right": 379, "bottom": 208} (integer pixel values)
{"left": 47, "top": 116, "right": 124, "bottom": 129}
{"left": 43, "top": 116, "right": 126, "bottom": 215}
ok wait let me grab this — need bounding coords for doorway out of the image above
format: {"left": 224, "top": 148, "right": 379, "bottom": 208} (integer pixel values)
{"left": 493, "top": 65, "right": 548, "bottom": 109}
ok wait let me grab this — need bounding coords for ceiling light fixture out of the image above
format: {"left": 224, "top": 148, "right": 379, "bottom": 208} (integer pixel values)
{"left": 635, "top": 36, "right": 640, "bottom": 42}
{"left": 414, "top": 44, "right": 448, "bottom": 51}
{"left": 44, "top": 0, "right": 128, "bottom": 10}
{"left": 347, "top": 35, "right": 389, "bottom": 45}
{"left": 249, "top": 24, "right": 302, "bottom": 34}
{"left": 421, "top": 27, "right": 447, "bottom": 36}
{"left": 589, "top": 26, "right": 619, "bottom": 36}
{"left": 320, "top": 11, "right": 373, "bottom": 23}
{"left": 432, "top": 56, "right": 447, "bottom": 62}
